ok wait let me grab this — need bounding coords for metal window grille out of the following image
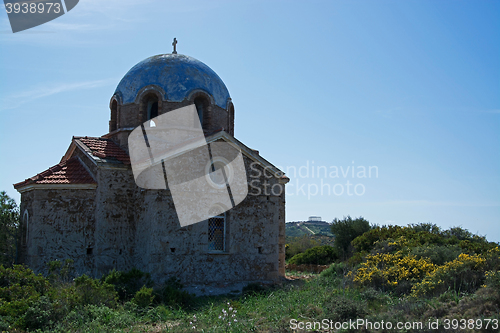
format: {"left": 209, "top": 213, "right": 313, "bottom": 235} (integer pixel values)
{"left": 208, "top": 215, "right": 225, "bottom": 251}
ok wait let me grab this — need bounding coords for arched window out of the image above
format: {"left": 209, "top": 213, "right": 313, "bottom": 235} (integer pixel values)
{"left": 194, "top": 96, "right": 208, "bottom": 127}
{"left": 147, "top": 100, "right": 158, "bottom": 120}
{"left": 22, "top": 210, "right": 29, "bottom": 246}
{"left": 109, "top": 100, "right": 118, "bottom": 132}
{"left": 140, "top": 93, "right": 159, "bottom": 122}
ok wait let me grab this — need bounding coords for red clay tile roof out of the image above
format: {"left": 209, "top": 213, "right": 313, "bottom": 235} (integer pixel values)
{"left": 75, "top": 136, "right": 130, "bottom": 164}
{"left": 13, "top": 157, "right": 96, "bottom": 189}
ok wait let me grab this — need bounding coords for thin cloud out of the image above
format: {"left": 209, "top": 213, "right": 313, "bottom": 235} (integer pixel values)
{"left": 482, "top": 109, "right": 500, "bottom": 114}
{"left": 339, "top": 200, "right": 500, "bottom": 208}
{"left": 0, "top": 79, "right": 115, "bottom": 111}
{"left": 42, "top": 21, "right": 99, "bottom": 31}
{"left": 73, "top": 0, "right": 153, "bottom": 18}
{"left": 377, "top": 200, "right": 500, "bottom": 207}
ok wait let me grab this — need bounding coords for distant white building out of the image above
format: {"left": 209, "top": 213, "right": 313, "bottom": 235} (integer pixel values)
{"left": 308, "top": 216, "right": 322, "bottom": 222}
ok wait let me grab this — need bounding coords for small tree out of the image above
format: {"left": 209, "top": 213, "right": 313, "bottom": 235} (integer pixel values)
{"left": 331, "top": 216, "right": 371, "bottom": 259}
{"left": 0, "top": 191, "right": 19, "bottom": 266}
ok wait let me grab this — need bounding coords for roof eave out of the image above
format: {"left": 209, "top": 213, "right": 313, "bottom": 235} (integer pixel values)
{"left": 14, "top": 183, "right": 97, "bottom": 194}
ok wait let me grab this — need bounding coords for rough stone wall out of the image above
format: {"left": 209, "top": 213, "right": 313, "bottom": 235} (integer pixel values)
{"left": 209, "top": 106, "right": 230, "bottom": 132}
{"left": 241, "top": 155, "right": 287, "bottom": 279}
{"left": 129, "top": 152, "right": 286, "bottom": 285}
{"left": 20, "top": 144, "right": 286, "bottom": 289}
{"left": 278, "top": 191, "right": 286, "bottom": 276}
{"left": 93, "top": 166, "right": 137, "bottom": 277}
{"left": 117, "top": 103, "right": 138, "bottom": 129}
{"left": 19, "top": 189, "right": 96, "bottom": 276}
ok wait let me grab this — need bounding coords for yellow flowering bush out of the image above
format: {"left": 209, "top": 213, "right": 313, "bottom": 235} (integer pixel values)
{"left": 411, "top": 253, "right": 487, "bottom": 297}
{"left": 351, "top": 223, "right": 495, "bottom": 255}
{"left": 484, "top": 270, "right": 500, "bottom": 289}
{"left": 352, "top": 252, "right": 435, "bottom": 291}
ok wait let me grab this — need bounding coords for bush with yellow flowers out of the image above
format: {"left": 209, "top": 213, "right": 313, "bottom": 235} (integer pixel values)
{"left": 411, "top": 253, "right": 487, "bottom": 297}
{"left": 484, "top": 270, "right": 500, "bottom": 289}
{"left": 352, "top": 252, "right": 436, "bottom": 292}
{"left": 351, "top": 223, "right": 496, "bottom": 256}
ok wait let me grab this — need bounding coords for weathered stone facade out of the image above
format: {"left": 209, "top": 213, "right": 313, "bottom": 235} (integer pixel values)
{"left": 14, "top": 53, "right": 288, "bottom": 292}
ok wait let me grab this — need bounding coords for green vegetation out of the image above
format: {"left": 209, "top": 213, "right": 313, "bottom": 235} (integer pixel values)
{"left": 0, "top": 191, "right": 19, "bottom": 267}
{"left": 288, "top": 245, "right": 338, "bottom": 265}
{"left": 330, "top": 215, "right": 372, "bottom": 258}
{"left": 285, "top": 221, "right": 334, "bottom": 237}
{"left": 285, "top": 235, "right": 334, "bottom": 260}
{"left": 0, "top": 193, "right": 499, "bottom": 333}
{"left": 285, "top": 235, "right": 321, "bottom": 260}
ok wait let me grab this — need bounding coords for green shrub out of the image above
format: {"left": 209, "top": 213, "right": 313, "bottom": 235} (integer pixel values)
{"left": 145, "top": 304, "right": 171, "bottom": 322}
{"left": 0, "top": 317, "right": 9, "bottom": 331}
{"left": 411, "top": 253, "right": 487, "bottom": 297}
{"left": 0, "top": 265, "right": 49, "bottom": 296}
{"left": 0, "top": 265, "right": 50, "bottom": 326}
{"left": 74, "top": 275, "right": 118, "bottom": 308}
{"left": 442, "top": 226, "right": 475, "bottom": 240}
{"left": 352, "top": 224, "right": 496, "bottom": 256}
{"left": 60, "top": 304, "right": 137, "bottom": 330}
{"left": 352, "top": 252, "right": 436, "bottom": 293}
{"left": 131, "top": 285, "right": 154, "bottom": 308}
{"left": 352, "top": 225, "right": 402, "bottom": 253}
{"left": 410, "top": 244, "right": 462, "bottom": 265}
{"left": 485, "top": 270, "right": 500, "bottom": 290}
{"left": 101, "top": 268, "right": 152, "bottom": 302}
{"left": 23, "top": 295, "right": 54, "bottom": 330}
{"left": 289, "top": 245, "right": 338, "bottom": 265}
{"left": 360, "top": 288, "right": 382, "bottom": 302}
{"left": 285, "top": 236, "right": 320, "bottom": 260}
{"left": 322, "top": 295, "right": 366, "bottom": 322}
{"left": 458, "top": 239, "right": 498, "bottom": 254}
{"left": 153, "top": 277, "right": 193, "bottom": 307}
{"left": 320, "top": 262, "right": 346, "bottom": 278}
{"left": 47, "top": 259, "right": 75, "bottom": 284}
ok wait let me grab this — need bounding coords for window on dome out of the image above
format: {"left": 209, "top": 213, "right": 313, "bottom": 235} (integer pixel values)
{"left": 147, "top": 100, "right": 158, "bottom": 120}
{"left": 141, "top": 93, "right": 160, "bottom": 122}
{"left": 194, "top": 97, "right": 207, "bottom": 127}
{"left": 110, "top": 100, "right": 118, "bottom": 132}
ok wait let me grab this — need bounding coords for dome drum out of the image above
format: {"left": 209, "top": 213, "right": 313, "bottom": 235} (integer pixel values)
{"left": 108, "top": 53, "right": 234, "bottom": 151}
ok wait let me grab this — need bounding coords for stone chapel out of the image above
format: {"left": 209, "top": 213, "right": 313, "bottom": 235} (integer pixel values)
{"left": 13, "top": 47, "right": 289, "bottom": 292}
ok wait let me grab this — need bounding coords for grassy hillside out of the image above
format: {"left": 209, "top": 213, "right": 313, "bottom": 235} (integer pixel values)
{"left": 286, "top": 221, "right": 334, "bottom": 237}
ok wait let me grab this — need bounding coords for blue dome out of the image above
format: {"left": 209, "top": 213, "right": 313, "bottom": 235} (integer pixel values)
{"left": 115, "top": 54, "right": 230, "bottom": 109}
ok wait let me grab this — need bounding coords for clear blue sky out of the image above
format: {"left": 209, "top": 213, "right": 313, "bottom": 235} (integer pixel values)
{"left": 1, "top": 0, "right": 498, "bottom": 242}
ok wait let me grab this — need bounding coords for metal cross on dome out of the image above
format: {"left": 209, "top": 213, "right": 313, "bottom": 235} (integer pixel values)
{"left": 172, "top": 38, "right": 178, "bottom": 54}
